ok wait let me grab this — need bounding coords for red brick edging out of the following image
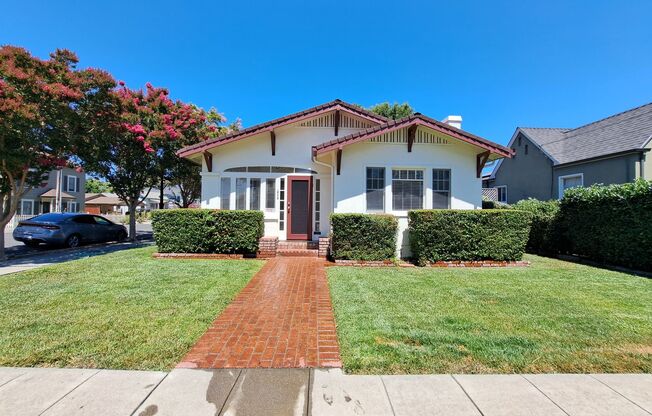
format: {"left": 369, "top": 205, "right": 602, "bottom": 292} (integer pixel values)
{"left": 333, "top": 259, "right": 530, "bottom": 267}
{"left": 153, "top": 253, "right": 245, "bottom": 259}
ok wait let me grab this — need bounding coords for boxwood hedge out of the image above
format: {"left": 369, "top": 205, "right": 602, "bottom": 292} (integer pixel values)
{"left": 330, "top": 213, "right": 398, "bottom": 261}
{"left": 512, "top": 199, "right": 560, "bottom": 254}
{"left": 152, "top": 209, "right": 264, "bottom": 254}
{"left": 558, "top": 179, "right": 652, "bottom": 271}
{"left": 408, "top": 209, "right": 531, "bottom": 264}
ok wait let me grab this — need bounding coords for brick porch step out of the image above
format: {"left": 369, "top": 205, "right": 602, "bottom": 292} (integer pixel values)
{"left": 278, "top": 241, "right": 319, "bottom": 250}
{"left": 277, "top": 249, "right": 318, "bottom": 257}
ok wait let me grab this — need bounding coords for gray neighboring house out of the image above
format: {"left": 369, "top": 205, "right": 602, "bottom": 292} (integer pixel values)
{"left": 485, "top": 102, "right": 652, "bottom": 203}
{"left": 16, "top": 167, "right": 86, "bottom": 216}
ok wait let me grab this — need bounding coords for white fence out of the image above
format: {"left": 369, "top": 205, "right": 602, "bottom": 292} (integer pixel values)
{"left": 5, "top": 215, "right": 32, "bottom": 231}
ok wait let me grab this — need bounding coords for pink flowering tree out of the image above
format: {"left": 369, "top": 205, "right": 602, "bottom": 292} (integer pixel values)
{"left": 76, "top": 82, "right": 227, "bottom": 240}
{"left": 0, "top": 46, "right": 114, "bottom": 260}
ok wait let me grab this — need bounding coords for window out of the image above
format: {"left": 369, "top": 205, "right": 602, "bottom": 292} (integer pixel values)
{"left": 18, "top": 199, "right": 34, "bottom": 216}
{"left": 432, "top": 169, "right": 451, "bottom": 208}
{"left": 366, "top": 167, "right": 385, "bottom": 211}
{"left": 496, "top": 186, "right": 507, "bottom": 203}
{"left": 518, "top": 136, "right": 522, "bottom": 146}
{"left": 525, "top": 144, "right": 529, "bottom": 155}
{"left": 220, "top": 177, "right": 231, "bottom": 209}
{"left": 94, "top": 216, "right": 111, "bottom": 225}
{"left": 235, "top": 178, "right": 247, "bottom": 210}
{"left": 559, "top": 174, "right": 583, "bottom": 198}
{"left": 279, "top": 178, "right": 286, "bottom": 231}
{"left": 249, "top": 178, "right": 261, "bottom": 210}
{"left": 66, "top": 201, "right": 79, "bottom": 212}
{"left": 265, "top": 179, "right": 276, "bottom": 209}
{"left": 64, "top": 175, "right": 79, "bottom": 192}
{"left": 392, "top": 169, "right": 423, "bottom": 211}
{"left": 314, "top": 179, "right": 321, "bottom": 233}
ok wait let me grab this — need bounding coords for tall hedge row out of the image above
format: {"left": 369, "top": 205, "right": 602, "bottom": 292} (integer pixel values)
{"left": 557, "top": 180, "right": 652, "bottom": 271}
{"left": 512, "top": 199, "right": 560, "bottom": 254}
{"left": 408, "top": 210, "right": 531, "bottom": 264}
{"left": 330, "top": 213, "right": 398, "bottom": 261}
{"left": 152, "top": 209, "right": 264, "bottom": 254}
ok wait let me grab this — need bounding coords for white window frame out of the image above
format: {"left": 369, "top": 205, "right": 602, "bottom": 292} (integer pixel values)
{"left": 496, "top": 185, "right": 507, "bottom": 203}
{"left": 66, "top": 175, "right": 79, "bottom": 193}
{"left": 65, "top": 201, "right": 79, "bottom": 213}
{"left": 431, "top": 168, "right": 452, "bottom": 209}
{"left": 390, "top": 167, "right": 426, "bottom": 213}
{"left": 558, "top": 173, "right": 584, "bottom": 199}
{"left": 365, "top": 166, "right": 386, "bottom": 213}
{"left": 19, "top": 199, "right": 35, "bottom": 216}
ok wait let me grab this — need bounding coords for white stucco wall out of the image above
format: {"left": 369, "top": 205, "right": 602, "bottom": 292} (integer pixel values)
{"left": 330, "top": 139, "right": 482, "bottom": 257}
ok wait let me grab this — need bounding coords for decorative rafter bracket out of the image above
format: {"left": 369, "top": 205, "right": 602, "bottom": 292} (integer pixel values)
{"left": 407, "top": 124, "right": 417, "bottom": 152}
{"left": 476, "top": 151, "right": 490, "bottom": 178}
{"left": 336, "top": 148, "right": 342, "bottom": 175}
{"left": 270, "top": 130, "right": 276, "bottom": 156}
{"left": 203, "top": 151, "right": 213, "bottom": 172}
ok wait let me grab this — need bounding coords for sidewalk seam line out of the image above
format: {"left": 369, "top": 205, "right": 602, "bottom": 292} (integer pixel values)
{"left": 38, "top": 369, "right": 100, "bottom": 416}
{"left": 306, "top": 368, "right": 313, "bottom": 416}
{"left": 217, "top": 368, "right": 243, "bottom": 415}
{"left": 589, "top": 374, "right": 652, "bottom": 415}
{"left": 128, "top": 370, "right": 169, "bottom": 416}
{"left": 379, "top": 376, "right": 397, "bottom": 416}
{"left": 520, "top": 374, "right": 571, "bottom": 416}
{"left": 0, "top": 371, "right": 26, "bottom": 389}
{"left": 451, "top": 375, "right": 486, "bottom": 416}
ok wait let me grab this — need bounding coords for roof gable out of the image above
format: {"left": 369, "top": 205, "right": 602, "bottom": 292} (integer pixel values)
{"left": 178, "top": 99, "right": 388, "bottom": 157}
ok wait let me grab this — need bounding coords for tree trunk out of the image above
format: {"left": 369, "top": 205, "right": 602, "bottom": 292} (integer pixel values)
{"left": 0, "top": 224, "right": 6, "bottom": 262}
{"left": 159, "top": 175, "right": 165, "bottom": 210}
{"left": 129, "top": 201, "right": 137, "bottom": 242}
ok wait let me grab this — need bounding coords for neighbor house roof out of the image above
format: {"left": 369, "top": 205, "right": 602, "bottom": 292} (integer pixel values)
{"left": 39, "top": 189, "right": 75, "bottom": 199}
{"left": 177, "top": 99, "right": 389, "bottom": 157}
{"left": 313, "top": 113, "right": 514, "bottom": 157}
{"left": 520, "top": 102, "right": 652, "bottom": 165}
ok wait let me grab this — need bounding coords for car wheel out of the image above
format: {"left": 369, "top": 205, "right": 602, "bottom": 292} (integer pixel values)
{"left": 117, "top": 230, "right": 127, "bottom": 242}
{"left": 65, "top": 234, "right": 81, "bottom": 248}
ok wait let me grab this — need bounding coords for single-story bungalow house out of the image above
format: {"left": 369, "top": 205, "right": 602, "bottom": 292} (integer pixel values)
{"left": 178, "top": 100, "right": 513, "bottom": 256}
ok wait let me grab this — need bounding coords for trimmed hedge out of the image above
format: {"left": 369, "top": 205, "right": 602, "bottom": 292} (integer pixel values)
{"left": 408, "top": 210, "right": 531, "bottom": 264}
{"left": 330, "top": 213, "right": 398, "bottom": 261}
{"left": 558, "top": 179, "right": 652, "bottom": 271}
{"left": 152, "top": 209, "right": 264, "bottom": 254}
{"left": 481, "top": 200, "right": 511, "bottom": 209}
{"left": 512, "top": 199, "right": 560, "bottom": 254}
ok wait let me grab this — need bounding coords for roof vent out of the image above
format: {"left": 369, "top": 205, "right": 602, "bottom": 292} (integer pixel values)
{"left": 442, "top": 115, "right": 462, "bottom": 129}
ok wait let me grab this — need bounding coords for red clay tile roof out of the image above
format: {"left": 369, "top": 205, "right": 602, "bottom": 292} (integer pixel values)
{"left": 177, "top": 99, "right": 388, "bottom": 157}
{"left": 312, "top": 113, "right": 514, "bottom": 157}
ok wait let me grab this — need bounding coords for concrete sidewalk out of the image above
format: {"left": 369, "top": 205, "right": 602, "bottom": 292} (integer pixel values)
{"left": 1, "top": 367, "right": 650, "bottom": 415}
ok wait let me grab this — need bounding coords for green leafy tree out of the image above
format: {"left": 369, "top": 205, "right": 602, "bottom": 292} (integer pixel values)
{"left": 85, "top": 178, "right": 113, "bottom": 193}
{"left": 368, "top": 102, "right": 415, "bottom": 120}
{"left": 0, "top": 46, "right": 113, "bottom": 260}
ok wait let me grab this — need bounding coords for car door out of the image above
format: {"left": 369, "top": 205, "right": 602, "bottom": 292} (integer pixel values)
{"left": 71, "top": 215, "right": 99, "bottom": 242}
{"left": 92, "top": 216, "right": 115, "bottom": 242}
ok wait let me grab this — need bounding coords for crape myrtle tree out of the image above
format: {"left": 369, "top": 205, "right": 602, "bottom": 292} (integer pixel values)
{"left": 368, "top": 102, "right": 414, "bottom": 120}
{"left": 77, "top": 82, "right": 224, "bottom": 240}
{"left": 0, "top": 46, "right": 114, "bottom": 261}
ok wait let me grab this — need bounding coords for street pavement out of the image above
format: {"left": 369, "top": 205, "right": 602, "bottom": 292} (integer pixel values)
{"left": 0, "top": 367, "right": 650, "bottom": 416}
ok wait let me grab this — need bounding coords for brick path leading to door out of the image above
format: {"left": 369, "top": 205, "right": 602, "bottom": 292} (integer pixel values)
{"left": 177, "top": 257, "right": 342, "bottom": 369}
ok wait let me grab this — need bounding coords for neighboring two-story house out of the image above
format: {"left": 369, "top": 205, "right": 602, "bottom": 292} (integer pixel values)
{"left": 17, "top": 167, "right": 86, "bottom": 216}
{"left": 485, "top": 102, "right": 652, "bottom": 203}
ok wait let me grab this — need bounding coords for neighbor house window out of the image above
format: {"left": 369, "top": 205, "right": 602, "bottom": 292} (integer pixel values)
{"left": 220, "top": 177, "right": 231, "bottom": 209}
{"left": 65, "top": 201, "right": 79, "bottom": 213}
{"left": 366, "top": 167, "right": 385, "bottom": 212}
{"left": 235, "top": 178, "right": 247, "bottom": 210}
{"left": 559, "top": 174, "right": 583, "bottom": 199}
{"left": 18, "top": 199, "right": 34, "bottom": 216}
{"left": 525, "top": 144, "right": 529, "bottom": 155}
{"left": 496, "top": 186, "right": 507, "bottom": 203}
{"left": 265, "top": 179, "right": 276, "bottom": 210}
{"left": 64, "top": 175, "right": 79, "bottom": 192}
{"left": 249, "top": 178, "right": 261, "bottom": 210}
{"left": 392, "top": 169, "right": 423, "bottom": 211}
{"left": 432, "top": 169, "right": 451, "bottom": 209}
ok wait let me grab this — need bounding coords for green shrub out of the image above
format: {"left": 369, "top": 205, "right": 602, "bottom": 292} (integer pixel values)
{"left": 512, "top": 199, "right": 560, "bottom": 254}
{"left": 558, "top": 179, "right": 652, "bottom": 271}
{"left": 481, "top": 200, "right": 511, "bottom": 209}
{"left": 330, "top": 213, "right": 398, "bottom": 261}
{"left": 152, "top": 209, "right": 264, "bottom": 254}
{"left": 408, "top": 210, "right": 531, "bottom": 264}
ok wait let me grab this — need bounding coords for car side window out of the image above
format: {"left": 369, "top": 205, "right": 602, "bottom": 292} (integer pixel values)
{"left": 72, "top": 216, "right": 95, "bottom": 224}
{"left": 93, "top": 217, "right": 111, "bottom": 225}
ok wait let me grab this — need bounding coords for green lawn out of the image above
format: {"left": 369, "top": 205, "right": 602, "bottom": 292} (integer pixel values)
{"left": 327, "top": 255, "right": 652, "bottom": 374}
{"left": 0, "top": 246, "right": 263, "bottom": 370}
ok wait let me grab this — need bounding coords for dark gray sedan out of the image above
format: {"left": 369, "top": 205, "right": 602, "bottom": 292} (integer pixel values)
{"left": 13, "top": 213, "right": 128, "bottom": 248}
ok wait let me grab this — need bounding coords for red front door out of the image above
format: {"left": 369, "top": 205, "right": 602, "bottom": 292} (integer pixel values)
{"left": 286, "top": 176, "right": 312, "bottom": 240}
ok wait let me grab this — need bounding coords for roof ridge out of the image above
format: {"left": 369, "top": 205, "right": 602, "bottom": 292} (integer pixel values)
{"left": 520, "top": 127, "right": 569, "bottom": 131}
{"left": 566, "top": 101, "right": 652, "bottom": 134}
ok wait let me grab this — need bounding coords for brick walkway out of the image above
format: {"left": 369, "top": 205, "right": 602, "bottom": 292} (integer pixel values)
{"left": 177, "top": 257, "right": 342, "bottom": 369}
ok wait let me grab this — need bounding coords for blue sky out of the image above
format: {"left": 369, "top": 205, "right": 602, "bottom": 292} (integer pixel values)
{"left": 2, "top": 0, "right": 651, "bottom": 145}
